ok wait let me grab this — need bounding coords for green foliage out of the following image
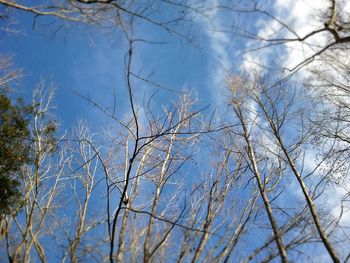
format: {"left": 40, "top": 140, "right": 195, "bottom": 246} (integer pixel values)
{"left": 0, "top": 93, "right": 32, "bottom": 216}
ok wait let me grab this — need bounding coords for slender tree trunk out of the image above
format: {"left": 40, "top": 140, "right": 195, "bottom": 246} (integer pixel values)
{"left": 235, "top": 106, "right": 289, "bottom": 263}
{"left": 257, "top": 97, "right": 341, "bottom": 263}
{"left": 275, "top": 132, "right": 340, "bottom": 263}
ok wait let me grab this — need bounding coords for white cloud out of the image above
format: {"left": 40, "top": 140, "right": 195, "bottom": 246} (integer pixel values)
{"left": 196, "top": 0, "right": 232, "bottom": 110}
{"left": 239, "top": 0, "right": 333, "bottom": 74}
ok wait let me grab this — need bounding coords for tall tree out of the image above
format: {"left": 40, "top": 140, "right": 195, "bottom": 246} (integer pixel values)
{"left": 0, "top": 93, "right": 32, "bottom": 215}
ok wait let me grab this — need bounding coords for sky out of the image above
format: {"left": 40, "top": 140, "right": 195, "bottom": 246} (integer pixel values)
{"left": 1, "top": 6, "right": 216, "bottom": 130}
{"left": 1, "top": 0, "right": 350, "bottom": 261}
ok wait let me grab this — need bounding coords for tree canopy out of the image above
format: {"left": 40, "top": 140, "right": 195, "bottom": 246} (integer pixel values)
{"left": 0, "top": 1, "right": 349, "bottom": 262}
{"left": 0, "top": 93, "right": 31, "bottom": 215}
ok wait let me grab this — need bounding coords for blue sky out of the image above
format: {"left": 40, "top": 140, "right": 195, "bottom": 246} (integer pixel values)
{"left": 2, "top": 8, "right": 219, "bottom": 132}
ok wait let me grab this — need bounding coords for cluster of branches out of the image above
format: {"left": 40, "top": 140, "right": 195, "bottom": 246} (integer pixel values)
{"left": 0, "top": 0, "right": 350, "bottom": 262}
{"left": 0, "top": 0, "right": 209, "bottom": 41}
{"left": 1, "top": 45, "right": 349, "bottom": 263}
{"left": 219, "top": 0, "right": 350, "bottom": 74}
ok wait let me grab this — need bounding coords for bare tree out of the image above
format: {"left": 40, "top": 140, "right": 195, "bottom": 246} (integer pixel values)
{"left": 228, "top": 76, "right": 289, "bottom": 262}
{"left": 227, "top": 74, "right": 345, "bottom": 262}
{"left": 1, "top": 84, "right": 69, "bottom": 263}
{"left": 0, "top": 55, "right": 21, "bottom": 92}
{"left": 58, "top": 121, "right": 104, "bottom": 263}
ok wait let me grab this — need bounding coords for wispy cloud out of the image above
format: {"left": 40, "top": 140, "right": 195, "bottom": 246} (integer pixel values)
{"left": 197, "top": 0, "right": 232, "bottom": 110}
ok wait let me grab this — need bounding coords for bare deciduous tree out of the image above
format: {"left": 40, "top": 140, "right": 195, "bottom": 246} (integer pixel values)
{"left": 227, "top": 73, "right": 346, "bottom": 262}
{"left": 1, "top": 85, "right": 68, "bottom": 263}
